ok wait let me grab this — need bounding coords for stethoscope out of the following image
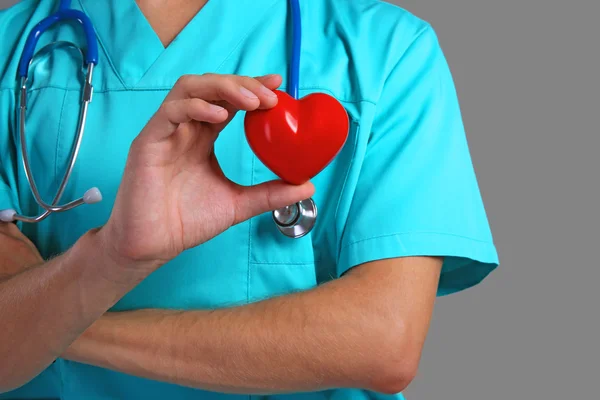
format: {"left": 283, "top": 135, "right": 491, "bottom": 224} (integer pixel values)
{"left": 0, "top": 0, "right": 317, "bottom": 239}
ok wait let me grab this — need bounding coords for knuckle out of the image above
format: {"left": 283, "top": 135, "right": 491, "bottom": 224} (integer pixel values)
{"left": 188, "top": 98, "right": 206, "bottom": 114}
{"left": 129, "top": 136, "right": 144, "bottom": 154}
{"left": 199, "top": 100, "right": 214, "bottom": 113}
{"left": 176, "top": 74, "right": 193, "bottom": 87}
{"left": 159, "top": 100, "right": 175, "bottom": 116}
{"left": 190, "top": 97, "right": 204, "bottom": 107}
{"left": 131, "top": 127, "right": 154, "bottom": 149}
{"left": 216, "top": 84, "right": 229, "bottom": 99}
{"left": 241, "top": 75, "right": 258, "bottom": 86}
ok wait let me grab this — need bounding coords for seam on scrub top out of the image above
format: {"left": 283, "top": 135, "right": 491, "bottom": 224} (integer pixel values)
{"left": 76, "top": 0, "right": 128, "bottom": 90}
{"left": 7, "top": 86, "right": 166, "bottom": 94}
{"left": 341, "top": 231, "right": 496, "bottom": 250}
{"left": 389, "top": 23, "right": 432, "bottom": 76}
{"left": 332, "top": 116, "right": 361, "bottom": 248}
{"left": 249, "top": 261, "right": 317, "bottom": 266}
{"left": 334, "top": 115, "right": 360, "bottom": 212}
{"left": 0, "top": 86, "right": 81, "bottom": 93}
{"left": 247, "top": 154, "right": 255, "bottom": 304}
{"left": 54, "top": 90, "right": 68, "bottom": 184}
{"left": 1, "top": 86, "right": 378, "bottom": 106}
{"left": 213, "top": 0, "right": 281, "bottom": 74}
{"left": 297, "top": 87, "right": 377, "bottom": 106}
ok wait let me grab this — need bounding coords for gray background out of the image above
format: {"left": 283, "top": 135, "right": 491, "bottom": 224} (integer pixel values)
{"left": 1, "top": 0, "right": 598, "bottom": 399}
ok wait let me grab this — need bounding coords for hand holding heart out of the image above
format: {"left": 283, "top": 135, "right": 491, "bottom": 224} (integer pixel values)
{"left": 101, "top": 74, "right": 318, "bottom": 268}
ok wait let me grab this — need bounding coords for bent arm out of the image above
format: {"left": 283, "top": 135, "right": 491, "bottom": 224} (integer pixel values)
{"left": 0, "top": 223, "right": 156, "bottom": 393}
{"left": 65, "top": 257, "right": 442, "bottom": 395}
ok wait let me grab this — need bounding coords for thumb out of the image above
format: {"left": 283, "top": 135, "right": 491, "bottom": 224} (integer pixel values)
{"left": 233, "top": 180, "right": 315, "bottom": 224}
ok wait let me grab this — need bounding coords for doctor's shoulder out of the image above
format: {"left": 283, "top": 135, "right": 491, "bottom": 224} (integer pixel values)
{"left": 332, "top": 0, "right": 430, "bottom": 36}
{"left": 0, "top": 1, "right": 55, "bottom": 88}
{"left": 320, "top": 0, "right": 438, "bottom": 99}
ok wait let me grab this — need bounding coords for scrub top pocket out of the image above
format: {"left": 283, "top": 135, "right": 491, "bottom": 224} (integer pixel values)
{"left": 247, "top": 113, "right": 360, "bottom": 265}
{"left": 247, "top": 157, "right": 319, "bottom": 302}
{"left": 247, "top": 165, "right": 318, "bottom": 267}
{"left": 246, "top": 117, "right": 360, "bottom": 302}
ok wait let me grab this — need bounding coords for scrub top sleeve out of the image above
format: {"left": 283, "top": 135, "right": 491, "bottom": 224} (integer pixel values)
{"left": 338, "top": 25, "right": 499, "bottom": 296}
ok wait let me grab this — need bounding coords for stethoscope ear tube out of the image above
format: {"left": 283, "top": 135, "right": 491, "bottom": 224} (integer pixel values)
{"left": 3, "top": 0, "right": 102, "bottom": 224}
{"left": 9, "top": 62, "right": 101, "bottom": 223}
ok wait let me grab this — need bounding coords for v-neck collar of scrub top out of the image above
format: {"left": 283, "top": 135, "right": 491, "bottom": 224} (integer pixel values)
{"left": 78, "top": 0, "right": 282, "bottom": 88}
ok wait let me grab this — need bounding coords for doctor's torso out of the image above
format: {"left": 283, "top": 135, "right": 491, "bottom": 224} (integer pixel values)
{"left": 1, "top": 2, "right": 395, "bottom": 399}
{"left": 1, "top": 1, "right": 493, "bottom": 399}
{"left": 1, "top": 1, "right": 403, "bottom": 398}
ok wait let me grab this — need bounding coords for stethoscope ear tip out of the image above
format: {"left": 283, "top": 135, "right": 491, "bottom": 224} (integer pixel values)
{"left": 83, "top": 187, "right": 102, "bottom": 204}
{"left": 0, "top": 209, "right": 17, "bottom": 223}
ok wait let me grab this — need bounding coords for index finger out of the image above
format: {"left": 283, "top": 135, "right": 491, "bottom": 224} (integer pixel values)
{"left": 165, "top": 74, "right": 279, "bottom": 111}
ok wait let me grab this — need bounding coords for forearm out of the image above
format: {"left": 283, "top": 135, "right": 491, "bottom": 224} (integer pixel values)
{"left": 66, "top": 291, "right": 376, "bottom": 394}
{"left": 0, "top": 227, "right": 156, "bottom": 392}
{"left": 65, "top": 263, "right": 428, "bottom": 395}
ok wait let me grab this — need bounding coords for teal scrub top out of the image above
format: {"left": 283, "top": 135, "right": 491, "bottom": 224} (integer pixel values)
{"left": 0, "top": 0, "right": 499, "bottom": 399}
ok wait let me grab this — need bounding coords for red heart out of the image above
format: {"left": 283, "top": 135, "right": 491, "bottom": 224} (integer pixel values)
{"left": 244, "top": 90, "right": 349, "bottom": 185}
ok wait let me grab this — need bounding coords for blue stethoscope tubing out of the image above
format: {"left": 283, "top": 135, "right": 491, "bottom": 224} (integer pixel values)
{"left": 2, "top": 0, "right": 101, "bottom": 225}
{"left": 18, "top": 0, "right": 98, "bottom": 78}
{"left": 18, "top": 0, "right": 301, "bottom": 98}
{"left": 288, "top": 0, "right": 301, "bottom": 100}
{"left": 2, "top": 0, "right": 313, "bottom": 237}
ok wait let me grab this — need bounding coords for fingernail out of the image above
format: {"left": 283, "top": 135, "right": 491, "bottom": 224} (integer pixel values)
{"left": 209, "top": 104, "right": 226, "bottom": 114}
{"left": 240, "top": 87, "right": 258, "bottom": 99}
{"left": 259, "top": 85, "right": 278, "bottom": 98}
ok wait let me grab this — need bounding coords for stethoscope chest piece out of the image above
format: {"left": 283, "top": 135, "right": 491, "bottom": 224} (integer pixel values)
{"left": 273, "top": 198, "right": 317, "bottom": 239}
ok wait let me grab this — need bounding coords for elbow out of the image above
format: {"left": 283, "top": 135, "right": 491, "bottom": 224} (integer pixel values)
{"left": 369, "top": 359, "right": 418, "bottom": 395}
{"left": 0, "top": 373, "right": 30, "bottom": 395}
{"left": 0, "top": 356, "right": 38, "bottom": 395}
{"left": 0, "top": 377, "right": 24, "bottom": 396}
{"left": 362, "top": 324, "right": 422, "bottom": 395}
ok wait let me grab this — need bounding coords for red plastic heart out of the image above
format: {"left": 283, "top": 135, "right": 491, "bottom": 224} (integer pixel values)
{"left": 244, "top": 90, "right": 349, "bottom": 185}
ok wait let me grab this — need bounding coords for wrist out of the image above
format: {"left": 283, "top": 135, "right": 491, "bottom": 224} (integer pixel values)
{"left": 85, "top": 226, "right": 163, "bottom": 287}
